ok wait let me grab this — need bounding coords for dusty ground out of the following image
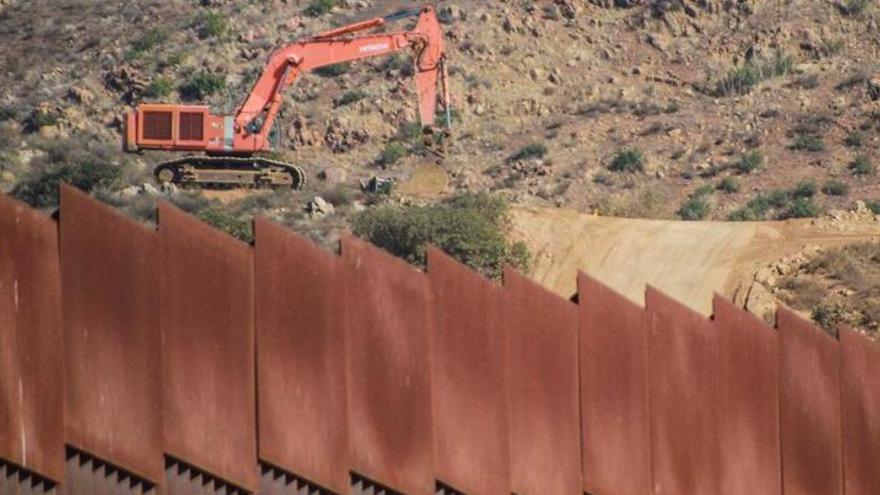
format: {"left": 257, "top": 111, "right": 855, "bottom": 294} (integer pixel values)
{"left": 513, "top": 204, "right": 880, "bottom": 316}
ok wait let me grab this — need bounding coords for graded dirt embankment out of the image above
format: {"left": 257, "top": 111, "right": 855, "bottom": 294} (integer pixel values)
{"left": 512, "top": 207, "right": 880, "bottom": 316}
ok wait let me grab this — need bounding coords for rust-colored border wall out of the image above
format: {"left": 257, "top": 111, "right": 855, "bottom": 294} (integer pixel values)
{"left": 0, "top": 194, "right": 64, "bottom": 482}
{"left": 342, "top": 236, "right": 434, "bottom": 495}
{"left": 778, "top": 308, "right": 842, "bottom": 495}
{"left": 647, "top": 287, "right": 720, "bottom": 495}
{"left": 427, "top": 249, "right": 509, "bottom": 495}
{"left": 578, "top": 273, "right": 651, "bottom": 495}
{"left": 158, "top": 203, "right": 257, "bottom": 491}
{"left": 504, "top": 268, "right": 580, "bottom": 495}
{"left": 255, "top": 218, "right": 349, "bottom": 494}
{"left": 713, "top": 296, "right": 781, "bottom": 495}
{"left": 3, "top": 189, "right": 880, "bottom": 495}
{"left": 840, "top": 328, "right": 880, "bottom": 495}
{"left": 59, "top": 185, "right": 163, "bottom": 483}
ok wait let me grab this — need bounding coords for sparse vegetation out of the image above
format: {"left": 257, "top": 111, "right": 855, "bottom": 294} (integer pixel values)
{"left": 304, "top": 0, "right": 335, "bottom": 17}
{"left": 608, "top": 149, "right": 644, "bottom": 173}
{"left": 24, "top": 111, "right": 59, "bottom": 132}
{"left": 337, "top": 89, "right": 367, "bottom": 107}
{"left": 144, "top": 78, "right": 174, "bottom": 98}
{"left": 790, "top": 133, "right": 826, "bottom": 152}
{"left": 194, "top": 11, "right": 228, "bottom": 39}
{"left": 822, "top": 179, "right": 850, "bottom": 196}
{"left": 196, "top": 208, "right": 253, "bottom": 243}
{"left": 678, "top": 187, "right": 712, "bottom": 220}
{"left": 352, "top": 193, "right": 529, "bottom": 280}
{"left": 179, "top": 71, "right": 226, "bottom": 100}
{"left": 380, "top": 142, "right": 407, "bottom": 165}
{"left": 850, "top": 156, "right": 875, "bottom": 176}
{"left": 718, "top": 176, "right": 740, "bottom": 193}
{"left": 713, "top": 53, "right": 794, "bottom": 96}
{"left": 314, "top": 63, "right": 351, "bottom": 78}
{"left": 734, "top": 150, "right": 763, "bottom": 174}
{"left": 845, "top": 131, "right": 864, "bottom": 148}
{"left": 126, "top": 28, "right": 168, "bottom": 59}
{"left": 729, "top": 182, "right": 822, "bottom": 221}
{"left": 839, "top": 0, "right": 872, "bottom": 16}
{"left": 508, "top": 143, "right": 548, "bottom": 163}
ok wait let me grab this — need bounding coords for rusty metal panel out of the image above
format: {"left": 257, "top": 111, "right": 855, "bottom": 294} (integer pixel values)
{"left": 777, "top": 307, "right": 842, "bottom": 495}
{"left": 578, "top": 273, "right": 651, "bottom": 495}
{"left": 341, "top": 236, "right": 434, "bottom": 495}
{"left": 504, "top": 268, "right": 579, "bottom": 495}
{"left": 157, "top": 203, "right": 257, "bottom": 491}
{"left": 254, "top": 218, "right": 348, "bottom": 494}
{"left": 426, "top": 249, "right": 508, "bottom": 495}
{"left": 59, "top": 185, "right": 163, "bottom": 483}
{"left": 713, "top": 296, "right": 781, "bottom": 495}
{"left": 0, "top": 194, "right": 64, "bottom": 482}
{"left": 646, "top": 286, "right": 719, "bottom": 495}
{"left": 839, "top": 328, "right": 879, "bottom": 495}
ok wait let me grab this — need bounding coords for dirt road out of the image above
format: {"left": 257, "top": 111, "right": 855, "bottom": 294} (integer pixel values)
{"left": 512, "top": 207, "right": 880, "bottom": 316}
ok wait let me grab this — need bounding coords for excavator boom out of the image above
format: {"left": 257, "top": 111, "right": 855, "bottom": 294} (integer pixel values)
{"left": 122, "top": 5, "right": 449, "bottom": 189}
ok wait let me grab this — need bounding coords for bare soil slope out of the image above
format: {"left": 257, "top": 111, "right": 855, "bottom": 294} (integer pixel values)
{"left": 513, "top": 206, "right": 880, "bottom": 315}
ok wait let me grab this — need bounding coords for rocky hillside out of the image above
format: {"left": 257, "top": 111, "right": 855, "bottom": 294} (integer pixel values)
{"left": 1, "top": 0, "right": 880, "bottom": 246}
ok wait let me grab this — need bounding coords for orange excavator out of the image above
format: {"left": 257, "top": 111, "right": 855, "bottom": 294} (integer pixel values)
{"left": 122, "top": 6, "right": 450, "bottom": 189}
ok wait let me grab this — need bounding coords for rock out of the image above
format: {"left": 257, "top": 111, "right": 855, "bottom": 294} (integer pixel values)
{"left": 307, "top": 196, "right": 335, "bottom": 218}
{"left": 441, "top": 5, "right": 465, "bottom": 22}
{"left": 324, "top": 117, "right": 369, "bottom": 152}
{"left": 549, "top": 68, "right": 564, "bottom": 85}
{"left": 755, "top": 266, "right": 776, "bottom": 286}
{"left": 745, "top": 282, "right": 777, "bottom": 323}
{"left": 287, "top": 115, "right": 320, "bottom": 148}
{"left": 318, "top": 168, "right": 346, "bottom": 184}
{"left": 104, "top": 65, "right": 148, "bottom": 102}
{"left": 867, "top": 75, "right": 880, "bottom": 101}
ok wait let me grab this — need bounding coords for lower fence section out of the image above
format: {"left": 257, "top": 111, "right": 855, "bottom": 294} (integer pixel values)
{"left": 1, "top": 189, "right": 879, "bottom": 495}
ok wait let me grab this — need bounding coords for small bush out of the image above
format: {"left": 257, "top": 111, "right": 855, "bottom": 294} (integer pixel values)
{"left": 314, "top": 63, "right": 351, "bottom": 78}
{"left": 179, "top": 71, "right": 225, "bottom": 100}
{"left": 380, "top": 142, "right": 407, "bottom": 165}
{"left": 336, "top": 89, "right": 367, "bottom": 107}
{"left": 780, "top": 197, "right": 822, "bottom": 219}
{"left": 508, "top": 143, "right": 548, "bottom": 163}
{"left": 867, "top": 200, "right": 880, "bottom": 214}
{"left": 608, "top": 149, "right": 644, "bottom": 173}
{"left": 304, "top": 0, "right": 335, "bottom": 16}
{"left": 13, "top": 160, "right": 121, "bottom": 208}
{"left": 822, "top": 179, "right": 850, "bottom": 196}
{"left": 351, "top": 192, "right": 529, "bottom": 280}
{"left": 718, "top": 176, "right": 740, "bottom": 193}
{"left": 713, "top": 53, "right": 794, "bottom": 96}
{"left": 812, "top": 302, "right": 847, "bottom": 330}
{"left": 194, "top": 11, "right": 228, "bottom": 39}
{"left": 678, "top": 195, "right": 711, "bottom": 221}
{"left": 735, "top": 150, "right": 763, "bottom": 174}
{"left": 25, "top": 111, "right": 59, "bottom": 132}
{"left": 144, "top": 78, "right": 174, "bottom": 98}
{"left": 845, "top": 131, "right": 864, "bottom": 148}
{"left": 196, "top": 208, "right": 253, "bottom": 243}
{"left": 793, "top": 180, "right": 817, "bottom": 199}
{"left": 791, "top": 134, "right": 826, "bottom": 152}
{"left": 840, "top": 0, "right": 872, "bottom": 16}
{"left": 127, "top": 28, "right": 168, "bottom": 59}
{"left": 850, "top": 156, "right": 875, "bottom": 176}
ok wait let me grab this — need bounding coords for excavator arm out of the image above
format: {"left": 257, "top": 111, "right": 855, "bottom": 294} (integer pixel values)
{"left": 124, "top": 6, "right": 448, "bottom": 156}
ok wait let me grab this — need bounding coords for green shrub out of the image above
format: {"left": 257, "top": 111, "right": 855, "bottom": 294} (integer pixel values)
{"left": 678, "top": 195, "right": 711, "bottom": 220}
{"left": 840, "top": 0, "right": 872, "bottom": 16}
{"left": 179, "top": 71, "right": 225, "bottom": 100}
{"left": 380, "top": 142, "right": 407, "bottom": 165}
{"left": 25, "top": 111, "right": 58, "bottom": 132}
{"left": 850, "top": 156, "right": 875, "bottom": 176}
{"left": 822, "top": 179, "right": 850, "bottom": 196}
{"left": 337, "top": 89, "right": 367, "bottom": 107}
{"left": 351, "top": 192, "right": 529, "bottom": 280}
{"left": 13, "top": 160, "right": 121, "bottom": 208}
{"left": 791, "top": 134, "right": 826, "bottom": 152}
{"left": 508, "top": 143, "right": 548, "bottom": 163}
{"left": 793, "top": 180, "right": 817, "bottom": 199}
{"left": 713, "top": 53, "right": 794, "bottom": 96}
{"left": 780, "top": 197, "right": 822, "bottom": 219}
{"left": 812, "top": 302, "right": 847, "bottom": 330}
{"left": 144, "top": 77, "right": 174, "bottom": 98}
{"left": 304, "top": 0, "right": 335, "bottom": 16}
{"left": 735, "top": 150, "right": 763, "bottom": 174}
{"left": 845, "top": 131, "right": 864, "bottom": 148}
{"left": 196, "top": 208, "right": 253, "bottom": 243}
{"left": 194, "top": 11, "right": 228, "bottom": 39}
{"left": 718, "top": 176, "right": 740, "bottom": 193}
{"left": 608, "top": 149, "right": 644, "bottom": 173}
{"left": 866, "top": 200, "right": 880, "bottom": 214}
{"left": 127, "top": 28, "right": 168, "bottom": 59}
{"left": 314, "top": 63, "right": 351, "bottom": 78}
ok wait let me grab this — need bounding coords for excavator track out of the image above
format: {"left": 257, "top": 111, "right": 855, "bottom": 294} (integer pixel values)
{"left": 153, "top": 156, "right": 306, "bottom": 189}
